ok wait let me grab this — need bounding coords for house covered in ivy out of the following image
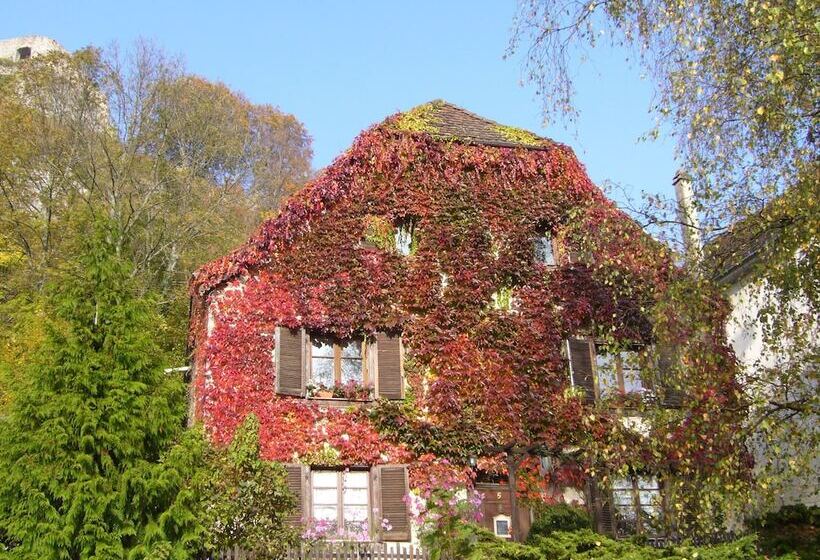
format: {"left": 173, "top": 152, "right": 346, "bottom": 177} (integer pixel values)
{"left": 188, "top": 100, "right": 744, "bottom": 546}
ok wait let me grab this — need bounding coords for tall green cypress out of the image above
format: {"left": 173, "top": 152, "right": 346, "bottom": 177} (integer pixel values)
{"left": 0, "top": 226, "right": 202, "bottom": 559}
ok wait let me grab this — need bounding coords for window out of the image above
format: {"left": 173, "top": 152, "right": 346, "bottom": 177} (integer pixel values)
{"left": 612, "top": 475, "right": 663, "bottom": 536}
{"left": 595, "top": 348, "right": 646, "bottom": 398}
{"left": 312, "top": 470, "right": 370, "bottom": 536}
{"left": 394, "top": 217, "right": 417, "bottom": 256}
{"left": 534, "top": 231, "right": 556, "bottom": 266}
{"left": 17, "top": 46, "right": 31, "bottom": 60}
{"left": 493, "top": 514, "right": 512, "bottom": 538}
{"left": 309, "top": 335, "right": 365, "bottom": 387}
{"left": 493, "top": 515, "right": 512, "bottom": 539}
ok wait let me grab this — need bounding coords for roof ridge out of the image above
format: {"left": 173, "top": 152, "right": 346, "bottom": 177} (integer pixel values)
{"left": 435, "top": 99, "right": 510, "bottom": 130}
{"left": 392, "top": 99, "right": 551, "bottom": 150}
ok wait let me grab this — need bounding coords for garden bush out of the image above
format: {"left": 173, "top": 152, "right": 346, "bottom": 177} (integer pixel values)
{"left": 427, "top": 522, "right": 810, "bottom": 560}
{"left": 525, "top": 503, "right": 591, "bottom": 541}
{"left": 748, "top": 505, "right": 819, "bottom": 560}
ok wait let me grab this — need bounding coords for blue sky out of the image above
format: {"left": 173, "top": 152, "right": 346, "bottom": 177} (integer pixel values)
{"left": 2, "top": 1, "right": 679, "bottom": 206}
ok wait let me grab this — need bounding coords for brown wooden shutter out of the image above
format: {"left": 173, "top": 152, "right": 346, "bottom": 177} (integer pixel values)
{"left": 284, "top": 464, "right": 308, "bottom": 527}
{"left": 588, "top": 478, "right": 616, "bottom": 536}
{"left": 568, "top": 338, "right": 595, "bottom": 404}
{"left": 658, "top": 345, "right": 683, "bottom": 408}
{"left": 275, "top": 326, "right": 305, "bottom": 396}
{"left": 376, "top": 333, "right": 403, "bottom": 400}
{"left": 375, "top": 465, "right": 411, "bottom": 541}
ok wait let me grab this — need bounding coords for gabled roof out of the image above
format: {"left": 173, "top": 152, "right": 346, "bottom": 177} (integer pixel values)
{"left": 390, "top": 100, "right": 552, "bottom": 149}
{"left": 705, "top": 195, "right": 792, "bottom": 285}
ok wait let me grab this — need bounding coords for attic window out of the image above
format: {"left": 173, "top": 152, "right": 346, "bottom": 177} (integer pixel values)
{"left": 534, "top": 230, "right": 556, "bottom": 266}
{"left": 17, "top": 47, "right": 32, "bottom": 60}
{"left": 394, "top": 217, "right": 417, "bottom": 256}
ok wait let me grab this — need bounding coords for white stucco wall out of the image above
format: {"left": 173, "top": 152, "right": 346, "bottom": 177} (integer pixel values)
{"left": 725, "top": 272, "right": 819, "bottom": 510}
{"left": 0, "top": 35, "right": 65, "bottom": 62}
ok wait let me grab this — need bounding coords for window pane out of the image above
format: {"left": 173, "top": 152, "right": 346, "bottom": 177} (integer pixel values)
{"left": 640, "top": 504, "right": 663, "bottom": 535}
{"left": 344, "top": 504, "right": 369, "bottom": 522}
{"left": 612, "top": 477, "right": 633, "bottom": 490}
{"left": 313, "top": 488, "right": 338, "bottom": 505}
{"left": 344, "top": 470, "right": 368, "bottom": 486}
{"left": 313, "top": 471, "right": 339, "bottom": 487}
{"left": 596, "top": 352, "right": 619, "bottom": 398}
{"left": 534, "top": 234, "right": 555, "bottom": 265}
{"left": 395, "top": 224, "right": 413, "bottom": 256}
{"left": 495, "top": 519, "right": 510, "bottom": 536}
{"left": 313, "top": 505, "right": 338, "bottom": 521}
{"left": 343, "top": 487, "right": 368, "bottom": 506}
{"left": 615, "top": 507, "right": 638, "bottom": 536}
{"left": 639, "top": 489, "right": 660, "bottom": 503}
{"left": 340, "top": 340, "right": 362, "bottom": 358}
{"left": 637, "top": 476, "right": 660, "bottom": 491}
{"left": 621, "top": 351, "right": 644, "bottom": 392}
{"left": 613, "top": 489, "right": 635, "bottom": 507}
{"left": 311, "top": 357, "right": 334, "bottom": 386}
{"left": 311, "top": 337, "right": 335, "bottom": 357}
{"left": 341, "top": 358, "right": 363, "bottom": 384}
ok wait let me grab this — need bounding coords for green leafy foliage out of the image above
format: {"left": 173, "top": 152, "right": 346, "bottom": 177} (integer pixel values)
{"left": 428, "top": 523, "right": 804, "bottom": 560}
{"left": 510, "top": 0, "right": 819, "bottom": 510}
{"left": 526, "top": 503, "right": 591, "bottom": 541}
{"left": 0, "top": 225, "right": 199, "bottom": 558}
{"left": 193, "top": 414, "right": 298, "bottom": 559}
{"left": 748, "top": 505, "right": 819, "bottom": 560}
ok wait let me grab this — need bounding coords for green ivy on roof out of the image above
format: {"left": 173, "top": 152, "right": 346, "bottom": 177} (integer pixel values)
{"left": 392, "top": 100, "right": 551, "bottom": 149}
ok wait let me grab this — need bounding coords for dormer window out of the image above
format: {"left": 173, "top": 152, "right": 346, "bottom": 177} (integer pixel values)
{"left": 534, "top": 230, "right": 556, "bottom": 266}
{"left": 17, "top": 47, "right": 32, "bottom": 61}
{"left": 394, "top": 217, "right": 417, "bottom": 256}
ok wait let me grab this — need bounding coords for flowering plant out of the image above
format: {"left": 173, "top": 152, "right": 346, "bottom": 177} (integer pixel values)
{"left": 301, "top": 516, "right": 392, "bottom": 543}
{"left": 306, "top": 380, "right": 374, "bottom": 400}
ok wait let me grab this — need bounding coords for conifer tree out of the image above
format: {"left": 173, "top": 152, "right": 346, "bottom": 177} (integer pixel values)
{"left": 0, "top": 225, "right": 202, "bottom": 558}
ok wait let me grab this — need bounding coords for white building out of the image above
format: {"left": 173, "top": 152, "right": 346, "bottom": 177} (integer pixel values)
{"left": 0, "top": 35, "right": 66, "bottom": 63}
{"left": 709, "top": 208, "right": 819, "bottom": 512}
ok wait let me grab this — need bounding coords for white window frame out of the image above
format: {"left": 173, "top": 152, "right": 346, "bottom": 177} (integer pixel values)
{"left": 493, "top": 514, "right": 512, "bottom": 538}
{"left": 311, "top": 469, "right": 371, "bottom": 538}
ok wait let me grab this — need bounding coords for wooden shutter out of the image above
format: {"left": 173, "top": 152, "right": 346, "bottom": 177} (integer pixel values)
{"left": 376, "top": 333, "right": 404, "bottom": 400}
{"left": 568, "top": 338, "right": 595, "bottom": 404}
{"left": 374, "top": 465, "right": 411, "bottom": 541}
{"left": 657, "top": 345, "right": 683, "bottom": 408}
{"left": 284, "top": 464, "right": 309, "bottom": 527}
{"left": 588, "top": 478, "right": 615, "bottom": 536}
{"left": 275, "top": 326, "right": 305, "bottom": 396}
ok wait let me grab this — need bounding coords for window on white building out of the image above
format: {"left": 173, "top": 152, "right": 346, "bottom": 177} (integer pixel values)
{"left": 612, "top": 475, "right": 663, "bottom": 535}
{"left": 595, "top": 348, "right": 646, "bottom": 398}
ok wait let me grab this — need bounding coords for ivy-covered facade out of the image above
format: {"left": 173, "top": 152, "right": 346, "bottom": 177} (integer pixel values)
{"left": 188, "top": 101, "right": 747, "bottom": 545}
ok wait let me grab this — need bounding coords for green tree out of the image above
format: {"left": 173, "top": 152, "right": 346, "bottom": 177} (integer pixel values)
{"left": 194, "top": 414, "right": 298, "bottom": 559}
{"left": 0, "top": 41, "right": 313, "bottom": 367}
{"left": 510, "top": 0, "right": 818, "bottom": 514}
{"left": 0, "top": 225, "right": 199, "bottom": 558}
